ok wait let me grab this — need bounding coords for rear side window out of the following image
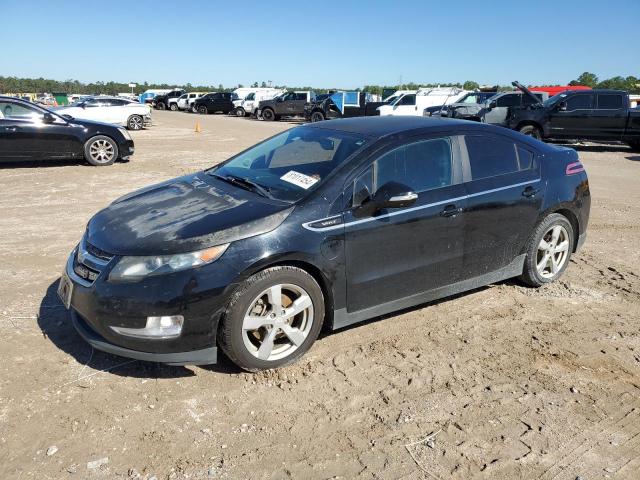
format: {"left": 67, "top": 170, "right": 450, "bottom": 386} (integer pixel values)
{"left": 375, "top": 138, "right": 453, "bottom": 193}
{"left": 295, "top": 93, "right": 308, "bottom": 101}
{"left": 597, "top": 94, "right": 624, "bottom": 109}
{"left": 523, "top": 93, "right": 544, "bottom": 105}
{"left": 566, "top": 94, "right": 593, "bottom": 110}
{"left": 465, "top": 135, "right": 532, "bottom": 180}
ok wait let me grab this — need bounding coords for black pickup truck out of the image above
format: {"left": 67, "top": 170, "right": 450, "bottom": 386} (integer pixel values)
{"left": 304, "top": 91, "right": 385, "bottom": 122}
{"left": 257, "top": 91, "right": 314, "bottom": 121}
{"left": 508, "top": 83, "right": 640, "bottom": 150}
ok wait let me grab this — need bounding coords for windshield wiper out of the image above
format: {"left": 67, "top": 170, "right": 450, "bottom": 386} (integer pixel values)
{"left": 211, "top": 173, "right": 273, "bottom": 199}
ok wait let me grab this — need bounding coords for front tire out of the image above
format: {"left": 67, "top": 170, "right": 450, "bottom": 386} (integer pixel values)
{"left": 261, "top": 108, "right": 275, "bottom": 121}
{"left": 197, "top": 105, "right": 208, "bottom": 115}
{"left": 519, "top": 124, "right": 542, "bottom": 140}
{"left": 520, "top": 213, "right": 574, "bottom": 287}
{"left": 127, "top": 115, "right": 143, "bottom": 130}
{"left": 84, "top": 135, "right": 118, "bottom": 166}
{"left": 310, "top": 111, "right": 325, "bottom": 122}
{"left": 169, "top": 103, "right": 178, "bottom": 111}
{"left": 235, "top": 107, "right": 245, "bottom": 117}
{"left": 156, "top": 102, "right": 166, "bottom": 110}
{"left": 219, "top": 266, "right": 325, "bottom": 371}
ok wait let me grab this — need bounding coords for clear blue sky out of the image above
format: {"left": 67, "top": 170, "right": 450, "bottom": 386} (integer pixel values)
{"left": 2, "top": 0, "right": 638, "bottom": 88}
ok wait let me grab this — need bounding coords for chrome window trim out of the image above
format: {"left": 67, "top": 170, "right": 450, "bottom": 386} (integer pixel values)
{"left": 302, "top": 179, "right": 541, "bottom": 232}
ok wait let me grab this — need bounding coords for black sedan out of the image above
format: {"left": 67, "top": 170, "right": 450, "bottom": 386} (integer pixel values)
{"left": 0, "top": 96, "right": 134, "bottom": 166}
{"left": 59, "top": 117, "right": 590, "bottom": 371}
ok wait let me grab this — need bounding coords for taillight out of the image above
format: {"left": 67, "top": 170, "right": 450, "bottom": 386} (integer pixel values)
{"left": 566, "top": 161, "right": 585, "bottom": 175}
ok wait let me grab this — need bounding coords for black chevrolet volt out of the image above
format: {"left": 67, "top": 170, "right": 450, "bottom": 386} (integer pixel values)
{"left": 59, "top": 117, "right": 590, "bottom": 371}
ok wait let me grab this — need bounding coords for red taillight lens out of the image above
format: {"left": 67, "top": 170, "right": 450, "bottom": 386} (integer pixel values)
{"left": 566, "top": 161, "right": 585, "bottom": 175}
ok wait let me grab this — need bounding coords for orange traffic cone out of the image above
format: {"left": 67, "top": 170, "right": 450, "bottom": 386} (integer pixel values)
{"left": 195, "top": 122, "right": 201, "bottom": 133}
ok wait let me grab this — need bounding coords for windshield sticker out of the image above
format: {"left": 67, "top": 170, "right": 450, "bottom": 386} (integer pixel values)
{"left": 280, "top": 171, "right": 319, "bottom": 190}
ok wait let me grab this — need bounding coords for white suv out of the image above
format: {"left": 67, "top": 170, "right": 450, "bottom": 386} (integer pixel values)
{"left": 177, "top": 92, "right": 205, "bottom": 112}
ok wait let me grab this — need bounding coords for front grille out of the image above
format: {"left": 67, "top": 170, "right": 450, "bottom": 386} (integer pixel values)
{"left": 73, "top": 237, "right": 114, "bottom": 285}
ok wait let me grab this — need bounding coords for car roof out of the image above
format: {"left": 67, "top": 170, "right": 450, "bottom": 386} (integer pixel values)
{"left": 305, "top": 116, "right": 473, "bottom": 138}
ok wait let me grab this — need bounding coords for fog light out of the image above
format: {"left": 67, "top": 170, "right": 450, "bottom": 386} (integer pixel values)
{"left": 110, "top": 315, "right": 184, "bottom": 339}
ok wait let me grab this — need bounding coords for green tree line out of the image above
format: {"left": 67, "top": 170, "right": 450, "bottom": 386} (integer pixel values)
{"left": 1, "top": 73, "right": 638, "bottom": 96}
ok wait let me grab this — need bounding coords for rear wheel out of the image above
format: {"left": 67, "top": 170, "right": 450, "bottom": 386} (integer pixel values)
{"left": 310, "top": 111, "right": 325, "bottom": 122}
{"left": 262, "top": 108, "right": 275, "bottom": 121}
{"left": 84, "top": 135, "right": 118, "bottom": 166}
{"left": 521, "top": 213, "right": 574, "bottom": 287}
{"left": 198, "top": 105, "right": 208, "bottom": 115}
{"left": 219, "top": 266, "right": 324, "bottom": 371}
{"left": 156, "top": 102, "right": 166, "bottom": 110}
{"left": 519, "top": 124, "right": 542, "bottom": 140}
{"left": 127, "top": 115, "right": 143, "bottom": 130}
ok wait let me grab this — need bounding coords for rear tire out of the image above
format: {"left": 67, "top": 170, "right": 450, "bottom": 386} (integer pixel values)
{"left": 520, "top": 213, "right": 574, "bottom": 287}
{"left": 262, "top": 108, "right": 275, "bottom": 121}
{"left": 519, "top": 124, "right": 542, "bottom": 140}
{"left": 310, "top": 111, "right": 325, "bottom": 122}
{"left": 156, "top": 102, "right": 166, "bottom": 110}
{"left": 219, "top": 266, "right": 325, "bottom": 371}
{"left": 84, "top": 135, "right": 118, "bottom": 166}
{"left": 197, "top": 105, "right": 208, "bottom": 115}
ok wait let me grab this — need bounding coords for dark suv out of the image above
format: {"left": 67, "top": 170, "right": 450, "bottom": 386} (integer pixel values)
{"left": 153, "top": 90, "right": 185, "bottom": 110}
{"left": 59, "top": 117, "right": 589, "bottom": 371}
{"left": 194, "top": 92, "right": 238, "bottom": 115}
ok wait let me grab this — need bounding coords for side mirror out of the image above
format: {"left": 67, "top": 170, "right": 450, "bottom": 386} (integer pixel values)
{"left": 488, "top": 100, "right": 497, "bottom": 110}
{"left": 43, "top": 112, "right": 56, "bottom": 124}
{"left": 558, "top": 102, "right": 567, "bottom": 111}
{"left": 354, "top": 181, "right": 417, "bottom": 217}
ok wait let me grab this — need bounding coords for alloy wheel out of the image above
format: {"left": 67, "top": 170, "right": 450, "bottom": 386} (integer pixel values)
{"left": 536, "top": 225, "right": 570, "bottom": 279}
{"left": 89, "top": 139, "right": 115, "bottom": 164}
{"left": 241, "top": 283, "right": 314, "bottom": 361}
{"left": 128, "top": 116, "right": 142, "bottom": 130}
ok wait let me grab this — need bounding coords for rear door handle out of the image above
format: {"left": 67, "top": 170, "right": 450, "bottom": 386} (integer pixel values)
{"left": 440, "top": 204, "right": 463, "bottom": 217}
{"left": 522, "top": 186, "right": 539, "bottom": 198}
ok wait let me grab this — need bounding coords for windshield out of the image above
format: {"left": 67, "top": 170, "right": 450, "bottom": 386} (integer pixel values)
{"left": 207, "top": 126, "right": 368, "bottom": 202}
{"left": 543, "top": 93, "right": 567, "bottom": 108}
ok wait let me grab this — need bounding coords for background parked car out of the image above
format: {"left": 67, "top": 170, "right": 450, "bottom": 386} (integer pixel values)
{"left": 153, "top": 89, "right": 185, "bottom": 110}
{"left": 257, "top": 91, "right": 315, "bottom": 121}
{"left": 377, "top": 88, "right": 470, "bottom": 116}
{"left": 55, "top": 96, "right": 152, "bottom": 130}
{"left": 177, "top": 92, "right": 206, "bottom": 112}
{"left": 425, "top": 91, "right": 498, "bottom": 119}
{"left": 193, "top": 92, "right": 238, "bottom": 115}
{"left": 480, "top": 90, "right": 548, "bottom": 126}
{"left": 0, "top": 96, "right": 134, "bottom": 166}
{"left": 304, "top": 91, "right": 384, "bottom": 122}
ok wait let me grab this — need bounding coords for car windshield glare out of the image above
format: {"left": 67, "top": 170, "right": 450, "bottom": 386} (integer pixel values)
{"left": 207, "top": 126, "right": 368, "bottom": 202}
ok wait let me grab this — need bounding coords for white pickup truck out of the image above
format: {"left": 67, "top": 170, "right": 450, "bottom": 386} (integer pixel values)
{"left": 378, "top": 88, "right": 470, "bottom": 116}
{"left": 55, "top": 96, "right": 152, "bottom": 130}
{"left": 232, "top": 88, "right": 283, "bottom": 117}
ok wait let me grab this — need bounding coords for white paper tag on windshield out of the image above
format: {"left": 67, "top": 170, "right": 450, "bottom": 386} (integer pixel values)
{"left": 280, "top": 170, "right": 319, "bottom": 190}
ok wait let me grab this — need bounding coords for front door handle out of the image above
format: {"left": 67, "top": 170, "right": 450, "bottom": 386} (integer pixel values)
{"left": 440, "top": 204, "right": 463, "bottom": 217}
{"left": 5, "top": 126, "right": 17, "bottom": 132}
{"left": 522, "top": 186, "right": 539, "bottom": 198}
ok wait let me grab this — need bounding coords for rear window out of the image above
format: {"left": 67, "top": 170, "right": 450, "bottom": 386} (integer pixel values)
{"left": 465, "top": 135, "right": 533, "bottom": 180}
{"left": 597, "top": 94, "right": 624, "bottom": 109}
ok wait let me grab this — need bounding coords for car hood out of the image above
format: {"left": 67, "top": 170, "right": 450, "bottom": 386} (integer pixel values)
{"left": 86, "top": 172, "right": 293, "bottom": 256}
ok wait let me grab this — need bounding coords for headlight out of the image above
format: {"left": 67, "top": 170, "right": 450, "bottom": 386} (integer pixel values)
{"left": 108, "top": 244, "right": 229, "bottom": 282}
{"left": 118, "top": 127, "right": 131, "bottom": 140}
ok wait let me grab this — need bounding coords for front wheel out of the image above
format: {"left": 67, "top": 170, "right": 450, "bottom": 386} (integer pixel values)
{"left": 197, "top": 105, "right": 208, "bottom": 115}
{"left": 84, "top": 135, "right": 118, "bottom": 166}
{"left": 127, "top": 115, "right": 143, "bottom": 130}
{"left": 310, "top": 111, "right": 325, "bottom": 122}
{"left": 156, "top": 102, "right": 166, "bottom": 110}
{"left": 520, "top": 213, "right": 574, "bottom": 287}
{"left": 169, "top": 103, "right": 178, "bottom": 111}
{"left": 219, "top": 266, "right": 325, "bottom": 371}
{"left": 519, "top": 124, "right": 542, "bottom": 140}
{"left": 235, "top": 107, "right": 245, "bottom": 117}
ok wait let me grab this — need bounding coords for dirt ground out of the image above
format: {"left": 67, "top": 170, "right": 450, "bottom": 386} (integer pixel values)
{"left": 1, "top": 111, "right": 639, "bottom": 480}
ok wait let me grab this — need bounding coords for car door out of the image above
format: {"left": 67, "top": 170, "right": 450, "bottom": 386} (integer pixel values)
{"left": 0, "top": 100, "right": 75, "bottom": 160}
{"left": 548, "top": 93, "right": 594, "bottom": 138}
{"left": 390, "top": 94, "right": 417, "bottom": 116}
{"left": 459, "top": 132, "right": 543, "bottom": 280}
{"left": 343, "top": 135, "right": 467, "bottom": 313}
{"left": 590, "top": 93, "right": 627, "bottom": 140}
{"left": 483, "top": 93, "right": 521, "bottom": 125}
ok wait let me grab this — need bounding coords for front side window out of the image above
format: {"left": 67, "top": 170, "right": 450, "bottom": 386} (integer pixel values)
{"left": 565, "top": 94, "right": 593, "bottom": 110}
{"left": 208, "top": 126, "right": 368, "bottom": 202}
{"left": 496, "top": 94, "right": 521, "bottom": 107}
{"left": 465, "top": 135, "right": 533, "bottom": 180}
{"left": 397, "top": 94, "right": 416, "bottom": 106}
{"left": 295, "top": 93, "right": 307, "bottom": 101}
{"left": 597, "top": 94, "right": 623, "bottom": 109}
{"left": 0, "top": 101, "right": 45, "bottom": 121}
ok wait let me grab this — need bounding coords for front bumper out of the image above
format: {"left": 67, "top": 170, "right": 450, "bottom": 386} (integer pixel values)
{"left": 71, "top": 310, "right": 217, "bottom": 365}
{"left": 143, "top": 115, "right": 152, "bottom": 127}
{"left": 119, "top": 139, "right": 135, "bottom": 160}
{"left": 63, "top": 246, "right": 234, "bottom": 365}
